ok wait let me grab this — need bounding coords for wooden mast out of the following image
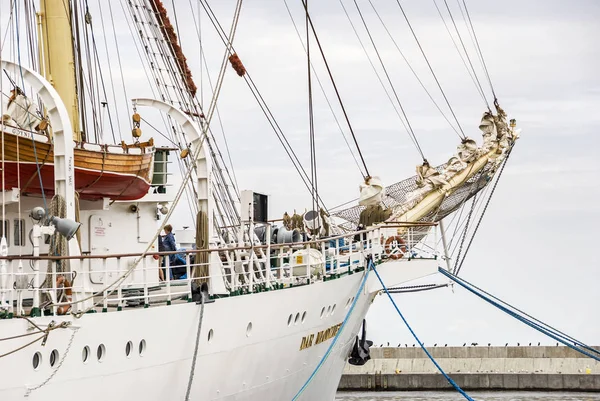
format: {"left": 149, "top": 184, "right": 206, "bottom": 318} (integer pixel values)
{"left": 39, "top": 0, "right": 81, "bottom": 141}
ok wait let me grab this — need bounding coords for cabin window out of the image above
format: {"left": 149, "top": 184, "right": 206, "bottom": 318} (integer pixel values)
{"left": 0, "top": 220, "right": 8, "bottom": 244}
{"left": 14, "top": 219, "right": 25, "bottom": 247}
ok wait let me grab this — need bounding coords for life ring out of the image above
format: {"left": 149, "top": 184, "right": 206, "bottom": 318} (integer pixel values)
{"left": 56, "top": 276, "right": 72, "bottom": 315}
{"left": 384, "top": 236, "right": 406, "bottom": 260}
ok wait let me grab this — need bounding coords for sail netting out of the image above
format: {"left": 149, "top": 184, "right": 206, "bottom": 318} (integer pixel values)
{"left": 331, "top": 159, "right": 497, "bottom": 239}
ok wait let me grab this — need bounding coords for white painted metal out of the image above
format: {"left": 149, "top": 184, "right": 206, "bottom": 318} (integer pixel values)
{"left": 0, "top": 62, "right": 75, "bottom": 223}
{"left": 439, "top": 219, "right": 452, "bottom": 272}
{"left": 132, "top": 98, "right": 212, "bottom": 238}
{"left": 0, "top": 72, "right": 444, "bottom": 401}
{"left": 0, "top": 259, "right": 437, "bottom": 400}
{"left": 0, "top": 61, "right": 90, "bottom": 312}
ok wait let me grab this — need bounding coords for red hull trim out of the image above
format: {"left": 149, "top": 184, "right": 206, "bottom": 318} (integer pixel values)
{"left": 1, "top": 162, "right": 151, "bottom": 201}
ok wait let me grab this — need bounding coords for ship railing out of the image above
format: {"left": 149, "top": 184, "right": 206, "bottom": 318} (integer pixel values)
{"left": 0, "top": 223, "right": 438, "bottom": 317}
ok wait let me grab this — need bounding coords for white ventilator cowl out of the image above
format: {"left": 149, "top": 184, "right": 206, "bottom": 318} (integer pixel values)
{"left": 359, "top": 176, "right": 384, "bottom": 206}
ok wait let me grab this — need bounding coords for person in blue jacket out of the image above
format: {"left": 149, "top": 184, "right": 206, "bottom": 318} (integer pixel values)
{"left": 162, "top": 224, "right": 187, "bottom": 279}
{"left": 162, "top": 224, "right": 177, "bottom": 261}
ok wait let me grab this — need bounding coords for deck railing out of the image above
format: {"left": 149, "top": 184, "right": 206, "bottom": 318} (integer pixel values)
{"left": 0, "top": 223, "right": 438, "bottom": 318}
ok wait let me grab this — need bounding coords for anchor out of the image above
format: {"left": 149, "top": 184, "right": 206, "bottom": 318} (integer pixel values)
{"left": 348, "top": 319, "right": 373, "bottom": 366}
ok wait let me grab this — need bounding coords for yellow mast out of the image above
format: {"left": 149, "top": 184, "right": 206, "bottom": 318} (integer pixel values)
{"left": 38, "top": 0, "right": 81, "bottom": 141}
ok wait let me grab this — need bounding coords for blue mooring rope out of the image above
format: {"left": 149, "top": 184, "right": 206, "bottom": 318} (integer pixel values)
{"left": 291, "top": 258, "right": 373, "bottom": 401}
{"left": 438, "top": 268, "right": 600, "bottom": 362}
{"left": 372, "top": 264, "right": 476, "bottom": 401}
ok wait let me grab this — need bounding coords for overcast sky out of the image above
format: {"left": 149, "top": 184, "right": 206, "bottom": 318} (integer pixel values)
{"left": 160, "top": 0, "right": 600, "bottom": 347}
{"left": 2, "top": 0, "right": 598, "bottom": 347}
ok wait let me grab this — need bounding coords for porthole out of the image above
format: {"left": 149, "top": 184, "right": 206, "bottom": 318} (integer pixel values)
{"left": 287, "top": 314, "right": 293, "bottom": 326}
{"left": 50, "top": 349, "right": 59, "bottom": 367}
{"left": 126, "top": 341, "right": 133, "bottom": 357}
{"left": 97, "top": 344, "right": 106, "bottom": 362}
{"left": 139, "top": 339, "right": 147, "bottom": 356}
{"left": 345, "top": 298, "right": 351, "bottom": 309}
{"left": 331, "top": 304, "right": 337, "bottom": 315}
{"left": 320, "top": 307, "right": 325, "bottom": 319}
{"left": 246, "top": 322, "right": 253, "bottom": 337}
{"left": 82, "top": 346, "right": 90, "bottom": 363}
{"left": 301, "top": 311, "right": 307, "bottom": 324}
{"left": 326, "top": 305, "right": 331, "bottom": 316}
{"left": 294, "top": 313, "right": 300, "bottom": 325}
{"left": 32, "top": 352, "right": 42, "bottom": 370}
{"left": 208, "top": 329, "right": 214, "bottom": 343}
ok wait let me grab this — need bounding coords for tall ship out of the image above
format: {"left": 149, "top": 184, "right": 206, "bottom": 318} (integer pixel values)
{"left": 0, "top": 1, "right": 518, "bottom": 400}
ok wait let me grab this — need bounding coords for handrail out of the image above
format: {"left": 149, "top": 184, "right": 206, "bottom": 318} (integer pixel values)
{"left": 0, "top": 222, "right": 437, "bottom": 261}
{"left": 0, "top": 223, "right": 440, "bottom": 317}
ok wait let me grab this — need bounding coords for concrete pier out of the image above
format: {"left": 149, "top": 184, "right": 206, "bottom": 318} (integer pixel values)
{"left": 339, "top": 346, "right": 600, "bottom": 391}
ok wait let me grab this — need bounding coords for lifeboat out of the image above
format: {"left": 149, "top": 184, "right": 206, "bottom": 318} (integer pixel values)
{"left": 1, "top": 127, "right": 154, "bottom": 201}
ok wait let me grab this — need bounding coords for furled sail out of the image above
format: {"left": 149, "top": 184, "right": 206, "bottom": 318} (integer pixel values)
{"left": 3, "top": 90, "right": 41, "bottom": 131}
{"left": 332, "top": 105, "right": 519, "bottom": 234}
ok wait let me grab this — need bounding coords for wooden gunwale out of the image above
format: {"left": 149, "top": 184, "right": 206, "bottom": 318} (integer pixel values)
{"left": 1, "top": 129, "right": 154, "bottom": 178}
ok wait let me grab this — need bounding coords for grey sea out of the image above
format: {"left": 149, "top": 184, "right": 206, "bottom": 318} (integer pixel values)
{"left": 335, "top": 392, "right": 600, "bottom": 401}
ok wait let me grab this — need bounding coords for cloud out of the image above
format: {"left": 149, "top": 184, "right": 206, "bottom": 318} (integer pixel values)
{"left": 3, "top": 0, "right": 597, "bottom": 346}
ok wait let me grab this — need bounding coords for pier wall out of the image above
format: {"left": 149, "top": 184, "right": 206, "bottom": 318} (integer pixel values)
{"left": 340, "top": 346, "right": 600, "bottom": 391}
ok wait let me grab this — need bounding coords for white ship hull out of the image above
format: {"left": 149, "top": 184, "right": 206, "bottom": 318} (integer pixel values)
{"left": 0, "top": 260, "right": 436, "bottom": 400}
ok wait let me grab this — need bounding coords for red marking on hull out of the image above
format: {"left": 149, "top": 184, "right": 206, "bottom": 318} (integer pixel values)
{"left": 1, "top": 162, "right": 150, "bottom": 200}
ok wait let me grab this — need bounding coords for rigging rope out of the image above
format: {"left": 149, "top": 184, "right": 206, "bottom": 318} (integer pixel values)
{"left": 352, "top": 0, "right": 425, "bottom": 161}
{"left": 386, "top": 283, "right": 448, "bottom": 294}
{"left": 107, "top": 0, "right": 132, "bottom": 128}
{"left": 432, "top": 0, "right": 489, "bottom": 109}
{"left": 367, "top": 0, "right": 462, "bottom": 138}
{"left": 301, "top": 0, "right": 370, "bottom": 179}
{"left": 460, "top": 0, "right": 497, "bottom": 101}
{"left": 305, "top": 0, "right": 320, "bottom": 216}
{"left": 24, "top": 325, "right": 79, "bottom": 396}
{"left": 14, "top": 3, "right": 47, "bottom": 212}
{"left": 0, "top": 319, "right": 71, "bottom": 359}
{"left": 188, "top": 0, "right": 241, "bottom": 193}
{"left": 166, "top": 0, "right": 242, "bottom": 225}
{"left": 184, "top": 293, "right": 205, "bottom": 401}
{"left": 97, "top": 0, "right": 124, "bottom": 136}
{"left": 198, "top": 0, "right": 330, "bottom": 210}
{"left": 282, "top": 0, "right": 365, "bottom": 177}
{"left": 440, "top": 0, "right": 489, "bottom": 110}
{"left": 454, "top": 146, "right": 513, "bottom": 275}
{"left": 392, "top": 0, "right": 466, "bottom": 140}
{"left": 126, "top": 0, "right": 241, "bottom": 233}
{"left": 336, "top": 0, "right": 420, "bottom": 155}
{"left": 439, "top": 268, "right": 600, "bottom": 362}
{"left": 372, "top": 264, "right": 475, "bottom": 401}
{"left": 451, "top": 194, "right": 476, "bottom": 274}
